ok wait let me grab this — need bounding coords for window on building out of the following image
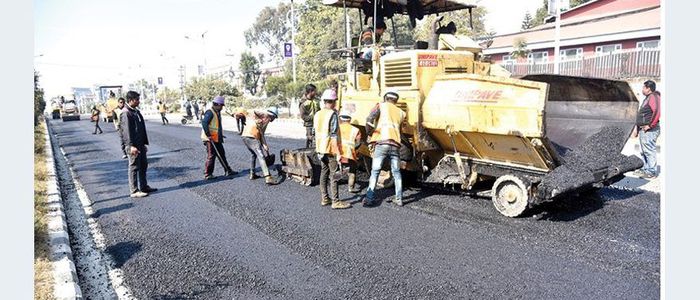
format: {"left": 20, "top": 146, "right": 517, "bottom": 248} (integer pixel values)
{"left": 636, "top": 40, "right": 660, "bottom": 49}
{"left": 595, "top": 44, "right": 622, "bottom": 55}
{"left": 527, "top": 51, "right": 548, "bottom": 64}
{"left": 559, "top": 48, "right": 583, "bottom": 61}
{"left": 502, "top": 54, "right": 516, "bottom": 64}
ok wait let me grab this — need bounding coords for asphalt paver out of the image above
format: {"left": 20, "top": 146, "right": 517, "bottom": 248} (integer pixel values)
{"left": 49, "top": 118, "right": 660, "bottom": 299}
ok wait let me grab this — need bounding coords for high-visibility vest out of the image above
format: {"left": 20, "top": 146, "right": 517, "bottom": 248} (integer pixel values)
{"left": 200, "top": 109, "right": 221, "bottom": 142}
{"left": 314, "top": 108, "right": 337, "bottom": 155}
{"left": 158, "top": 103, "right": 167, "bottom": 113}
{"left": 241, "top": 116, "right": 267, "bottom": 140}
{"left": 339, "top": 122, "right": 360, "bottom": 161}
{"left": 369, "top": 102, "right": 405, "bottom": 144}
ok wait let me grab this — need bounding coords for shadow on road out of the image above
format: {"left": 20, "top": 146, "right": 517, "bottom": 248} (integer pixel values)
{"left": 90, "top": 202, "right": 134, "bottom": 218}
{"left": 105, "top": 241, "right": 142, "bottom": 268}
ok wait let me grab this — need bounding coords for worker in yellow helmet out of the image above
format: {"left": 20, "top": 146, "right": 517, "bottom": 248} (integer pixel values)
{"left": 338, "top": 109, "right": 362, "bottom": 193}
{"left": 363, "top": 91, "right": 406, "bottom": 207}
{"left": 313, "top": 89, "right": 351, "bottom": 209}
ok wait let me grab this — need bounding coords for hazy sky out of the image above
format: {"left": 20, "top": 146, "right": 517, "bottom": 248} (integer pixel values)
{"left": 34, "top": 0, "right": 542, "bottom": 97}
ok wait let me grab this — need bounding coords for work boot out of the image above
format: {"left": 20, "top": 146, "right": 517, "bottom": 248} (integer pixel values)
{"left": 393, "top": 197, "right": 404, "bottom": 207}
{"left": 331, "top": 200, "right": 351, "bottom": 209}
{"left": 265, "top": 175, "right": 279, "bottom": 185}
{"left": 225, "top": 169, "right": 238, "bottom": 177}
{"left": 347, "top": 174, "right": 361, "bottom": 193}
{"left": 321, "top": 197, "right": 332, "bottom": 206}
{"left": 249, "top": 171, "right": 260, "bottom": 180}
{"left": 204, "top": 174, "right": 216, "bottom": 180}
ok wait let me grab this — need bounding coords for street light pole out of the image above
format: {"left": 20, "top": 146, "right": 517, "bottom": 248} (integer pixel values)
{"left": 291, "top": 0, "right": 297, "bottom": 84}
{"left": 201, "top": 30, "right": 208, "bottom": 75}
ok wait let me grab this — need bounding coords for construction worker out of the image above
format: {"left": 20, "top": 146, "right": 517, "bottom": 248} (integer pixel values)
{"left": 226, "top": 107, "right": 247, "bottom": 135}
{"left": 363, "top": 91, "right": 406, "bottom": 207}
{"left": 115, "top": 97, "right": 128, "bottom": 159}
{"left": 158, "top": 101, "right": 169, "bottom": 125}
{"left": 201, "top": 96, "right": 237, "bottom": 180}
{"left": 314, "top": 89, "right": 351, "bottom": 209}
{"left": 241, "top": 107, "right": 280, "bottom": 185}
{"left": 338, "top": 109, "right": 362, "bottom": 193}
{"left": 299, "top": 84, "right": 319, "bottom": 148}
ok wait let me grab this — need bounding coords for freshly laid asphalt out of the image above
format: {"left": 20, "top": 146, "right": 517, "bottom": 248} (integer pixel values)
{"left": 50, "top": 117, "right": 660, "bottom": 299}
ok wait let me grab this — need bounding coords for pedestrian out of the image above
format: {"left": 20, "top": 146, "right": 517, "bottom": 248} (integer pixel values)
{"left": 192, "top": 98, "right": 200, "bottom": 120}
{"left": 633, "top": 80, "right": 661, "bottom": 179}
{"left": 185, "top": 99, "right": 193, "bottom": 118}
{"left": 299, "top": 84, "right": 320, "bottom": 148}
{"left": 91, "top": 105, "right": 103, "bottom": 134}
{"left": 201, "top": 96, "right": 238, "bottom": 180}
{"left": 363, "top": 91, "right": 406, "bottom": 207}
{"left": 314, "top": 89, "right": 351, "bottom": 209}
{"left": 158, "top": 100, "right": 169, "bottom": 125}
{"left": 241, "top": 106, "right": 280, "bottom": 185}
{"left": 338, "top": 109, "right": 362, "bottom": 193}
{"left": 121, "top": 91, "right": 157, "bottom": 198}
{"left": 199, "top": 98, "right": 207, "bottom": 119}
{"left": 115, "top": 97, "right": 128, "bottom": 159}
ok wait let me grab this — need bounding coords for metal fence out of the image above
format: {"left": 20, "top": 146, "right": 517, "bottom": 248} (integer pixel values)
{"left": 500, "top": 49, "right": 661, "bottom": 79}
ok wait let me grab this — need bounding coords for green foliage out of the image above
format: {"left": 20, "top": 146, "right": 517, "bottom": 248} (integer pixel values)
{"left": 413, "top": 6, "right": 490, "bottom": 41}
{"left": 244, "top": 2, "right": 292, "bottom": 64}
{"left": 184, "top": 75, "right": 240, "bottom": 103}
{"left": 240, "top": 52, "right": 262, "bottom": 95}
{"left": 34, "top": 71, "right": 46, "bottom": 126}
{"left": 264, "top": 75, "right": 290, "bottom": 98}
{"left": 511, "top": 38, "right": 531, "bottom": 60}
{"left": 521, "top": 11, "right": 534, "bottom": 30}
{"left": 156, "top": 87, "right": 181, "bottom": 107}
{"left": 130, "top": 79, "right": 156, "bottom": 101}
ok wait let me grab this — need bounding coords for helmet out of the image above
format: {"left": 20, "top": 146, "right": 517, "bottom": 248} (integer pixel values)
{"left": 213, "top": 96, "right": 225, "bottom": 105}
{"left": 383, "top": 91, "right": 399, "bottom": 101}
{"left": 266, "top": 106, "right": 279, "bottom": 119}
{"left": 339, "top": 109, "right": 352, "bottom": 121}
{"left": 320, "top": 89, "right": 338, "bottom": 101}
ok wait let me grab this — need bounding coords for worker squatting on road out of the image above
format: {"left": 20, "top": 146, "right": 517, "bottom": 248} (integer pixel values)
{"left": 241, "top": 107, "right": 281, "bottom": 185}
{"left": 299, "top": 84, "right": 320, "bottom": 148}
{"left": 338, "top": 109, "right": 362, "bottom": 194}
{"left": 363, "top": 91, "right": 406, "bottom": 207}
{"left": 201, "top": 96, "right": 238, "bottom": 180}
{"left": 313, "top": 89, "right": 351, "bottom": 209}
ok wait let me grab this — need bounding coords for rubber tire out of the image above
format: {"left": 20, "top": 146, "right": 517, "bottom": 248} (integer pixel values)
{"left": 181, "top": 118, "right": 188, "bottom": 125}
{"left": 491, "top": 175, "right": 529, "bottom": 217}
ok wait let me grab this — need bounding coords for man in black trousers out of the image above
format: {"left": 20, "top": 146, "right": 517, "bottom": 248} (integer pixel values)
{"left": 121, "top": 91, "right": 157, "bottom": 198}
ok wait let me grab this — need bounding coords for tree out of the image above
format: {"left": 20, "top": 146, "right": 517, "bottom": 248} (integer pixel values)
{"left": 240, "top": 52, "right": 262, "bottom": 95}
{"left": 532, "top": 0, "right": 592, "bottom": 27}
{"left": 34, "top": 71, "right": 45, "bottom": 126}
{"left": 413, "top": 6, "right": 490, "bottom": 41}
{"left": 184, "top": 76, "right": 241, "bottom": 104}
{"left": 156, "top": 87, "right": 182, "bottom": 112}
{"left": 521, "top": 12, "right": 534, "bottom": 30}
{"left": 244, "top": 2, "right": 292, "bottom": 64}
{"left": 511, "top": 38, "right": 531, "bottom": 60}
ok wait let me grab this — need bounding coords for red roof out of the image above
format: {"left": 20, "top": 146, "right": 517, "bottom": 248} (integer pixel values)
{"left": 485, "top": 4, "right": 660, "bottom": 53}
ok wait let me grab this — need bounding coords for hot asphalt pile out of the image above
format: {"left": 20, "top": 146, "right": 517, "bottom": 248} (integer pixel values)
{"left": 49, "top": 118, "right": 659, "bottom": 299}
{"left": 540, "top": 125, "right": 643, "bottom": 199}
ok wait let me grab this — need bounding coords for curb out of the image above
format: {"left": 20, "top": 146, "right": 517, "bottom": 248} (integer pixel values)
{"left": 44, "top": 118, "right": 83, "bottom": 299}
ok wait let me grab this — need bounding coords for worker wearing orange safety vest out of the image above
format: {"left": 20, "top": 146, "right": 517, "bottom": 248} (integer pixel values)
{"left": 201, "top": 96, "right": 237, "bottom": 180}
{"left": 338, "top": 109, "right": 362, "bottom": 193}
{"left": 313, "top": 89, "right": 351, "bottom": 209}
{"left": 241, "top": 107, "right": 280, "bottom": 185}
{"left": 363, "top": 91, "right": 406, "bottom": 207}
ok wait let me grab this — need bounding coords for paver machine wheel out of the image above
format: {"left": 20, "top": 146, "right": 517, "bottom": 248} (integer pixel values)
{"left": 491, "top": 175, "right": 530, "bottom": 217}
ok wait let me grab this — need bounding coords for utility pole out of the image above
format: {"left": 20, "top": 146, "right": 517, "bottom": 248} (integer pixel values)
{"left": 553, "top": 0, "right": 561, "bottom": 75}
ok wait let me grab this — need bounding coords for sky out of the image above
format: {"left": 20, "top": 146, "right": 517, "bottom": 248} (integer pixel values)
{"left": 34, "top": 0, "right": 542, "bottom": 98}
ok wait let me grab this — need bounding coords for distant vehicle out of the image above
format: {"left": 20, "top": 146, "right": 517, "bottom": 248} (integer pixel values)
{"left": 61, "top": 99, "right": 81, "bottom": 121}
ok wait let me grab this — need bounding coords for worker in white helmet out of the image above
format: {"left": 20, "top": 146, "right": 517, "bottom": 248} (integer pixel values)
{"left": 241, "top": 106, "right": 280, "bottom": 185}
{"left": 313, "top": 89, "right": 351, "bottom": 209}
{"left": 338, "top": 109, "right": 362, "bottom": 193}
{"left": 364, "top": 90, "right": 406, "bottom": 207}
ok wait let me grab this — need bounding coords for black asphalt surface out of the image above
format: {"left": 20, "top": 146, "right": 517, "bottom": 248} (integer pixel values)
{"left": 50, "top": 117, "right": 660, "bottom": 299}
